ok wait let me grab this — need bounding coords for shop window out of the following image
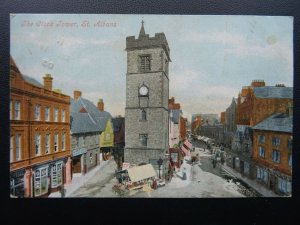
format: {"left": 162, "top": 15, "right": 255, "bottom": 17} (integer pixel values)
{"left": 45, "top": 134, "right": 50, "bottom": 154}
{"left": 34, "top": 104, "right": 40, "bottom": 121}
{"left": 272, "top": 136, "right": 280, "bottom": 147}
{"left": 34, "top": 167, "right": 48, "bottom": 197}
{"left": 45, "top": 106, "right": 50, "bottom": 121}
{"left": 10, "top": 176, "right": 24, "bottom": 197}
{"left": 256, "top": 167, "right": 268, "bottom": 184}
{"left": 272, "top": 150, "right": 280, "bottom": 163}
{"left": 277, "top": 177, "right": 291, "bottom": 194}
{"left": 51, "top": 162, "right": 63, "bottom": 188}
{"left": 258, "top": 146, "right": 265, "bottom": 158}
{"left": 14, "top": 101, "right": 20, "bottom": 120}
{"left": 35, "top": 133, "right": 41, "bottom": 155}
{"left": 54, "top": 134, "right": 58, "bottom": 152}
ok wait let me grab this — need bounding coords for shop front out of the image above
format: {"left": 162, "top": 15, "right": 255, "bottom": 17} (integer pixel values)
{"left": 71, "top": 147, "right": 87, "bottom": 174}
{"left": 10, "top": 169, "right": 25, "bottom": 198}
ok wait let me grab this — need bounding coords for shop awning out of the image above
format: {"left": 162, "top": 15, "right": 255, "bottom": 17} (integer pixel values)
{"left": 127, "top": 164, "right": 156, "bottom": 182}
{"left": 181, "top": 146, "right": 190, "bottom": 156}
{"left": 184, "top": 139, "right": 193, "bottom": 150}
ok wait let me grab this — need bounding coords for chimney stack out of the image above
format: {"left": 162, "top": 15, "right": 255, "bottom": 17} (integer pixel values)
{"left": 73, "top": 90, "right": 82, "bottom": 100}
{"left": 43, "top": 74, "right": 53, "bottom": 90}
{"left": 98, "top": 99, "right": 104, "bottom": 112}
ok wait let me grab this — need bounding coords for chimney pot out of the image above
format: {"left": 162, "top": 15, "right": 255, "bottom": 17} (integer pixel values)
{"left": 98, "top": 99, "right": 104, "bottom": 112}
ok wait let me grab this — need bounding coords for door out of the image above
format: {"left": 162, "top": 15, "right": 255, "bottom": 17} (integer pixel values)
{"left": 72, "top": 157, "right": 81, "bottom": 173}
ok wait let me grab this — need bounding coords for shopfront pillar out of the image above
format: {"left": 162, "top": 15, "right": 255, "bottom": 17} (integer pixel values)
{"left": 24, "top": 168, "right": 32, "bottom": 198}
{"left": 65, "top": 157, "right": 72, "bottom": 184}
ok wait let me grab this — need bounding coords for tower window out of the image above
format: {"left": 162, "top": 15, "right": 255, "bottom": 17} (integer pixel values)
{"left": 139, "top": 134, "right": 148, "bottom": 147}
{"left": 140, "top": 109, "right": 147, "bottom": 121}
{"left": 139, "top": 55, "right": 151, "bottom": 72}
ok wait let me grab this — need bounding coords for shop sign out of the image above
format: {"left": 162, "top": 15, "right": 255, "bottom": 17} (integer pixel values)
{"left": 72, "top": 148, "right": 87, "bottom": 156}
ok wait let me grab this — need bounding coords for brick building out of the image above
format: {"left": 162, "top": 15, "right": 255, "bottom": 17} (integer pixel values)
{"left": 236, "top": 80, "right": 292, "bottom": 126}
{"left": 252, "top": 109, "right": 292, "bottom": 196}
{"left": 10, "top": 57, "right": 71, "bottom": 198}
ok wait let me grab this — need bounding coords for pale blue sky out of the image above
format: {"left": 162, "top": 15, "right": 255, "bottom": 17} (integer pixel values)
{"left": 10, "top": 14, "right": 293, "bottom": 120}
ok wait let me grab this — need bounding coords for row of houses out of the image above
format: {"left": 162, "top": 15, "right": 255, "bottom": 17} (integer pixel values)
{"left": 9, "top": 56, "right": 125, "bottom": 197}
{"left": 195, "top": 80, "right": 293, "bottom": 196}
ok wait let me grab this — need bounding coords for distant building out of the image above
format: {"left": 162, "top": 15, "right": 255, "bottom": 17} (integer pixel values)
{"left": 192, "top": 113, "right": 219, "bottom": 126}
{"left": 224, "top": 97, "right": 237, "bottom": 147}
{"left": 252, "top": 109, "right": 292, "bottom": 196}
{"left": 10, "top": 57, "right": 71, "bottom": 198}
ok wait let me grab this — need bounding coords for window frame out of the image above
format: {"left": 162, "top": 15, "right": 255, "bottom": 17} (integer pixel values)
{"left": 258, "top": 146, "right": 265, "bottom": 158}
{"left": 45, "top": 133, "right": 50, "bottom": 154}
{"left": 14, "top": 101, "right": 20, "bottom": 120}
{"left": 34, "top": 104, "right": 40, "bottom": 121}
{"left": 139, "top": 55, "right": 151, "bottom": 72}
{"left": 35, "top": 133, "right": 41, "bottom": 155}
{"left": 45, "top": 106, "right": 50, "bottom": 122}
{"left": 15, "top": 134, "right": 21, "bottom": 161}
{"left": 272, "top": 136, "right": 280, "bottom": 147}
{"left": 139, "top": 134, "right": 148, "bottom": 147}
{"left": 34, "top": 166, "right": 48, "bottom": 196}
{"left": 61, "top": 133, "right": 65, "bottom": 150}
{"left": 54, "top": 133, "right": 58, "bottom": 152}
{"left": 54, "top": 108, "right": 58, "bottom": 122}
{"left": 51, "top": 162, "right": 63, "bottom": 188}
{"left": 272, "top": 149, "right": 280, "bottom": 164}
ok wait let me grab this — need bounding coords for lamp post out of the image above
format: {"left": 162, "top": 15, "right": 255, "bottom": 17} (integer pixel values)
{"left": 157, "top": 157, "right": 163, "bottom": 179}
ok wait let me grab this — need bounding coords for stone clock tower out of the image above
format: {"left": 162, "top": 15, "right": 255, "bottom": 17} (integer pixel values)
{"left": 124, "top": 21, "right": 171, "bottom": 175}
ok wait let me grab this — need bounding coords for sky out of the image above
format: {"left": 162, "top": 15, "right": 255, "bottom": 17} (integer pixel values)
{"left": 10, "top": 14, "right": 293, "bottom": 121}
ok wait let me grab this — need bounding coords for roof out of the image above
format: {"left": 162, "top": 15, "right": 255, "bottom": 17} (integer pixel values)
{"left": 22, "top": 74, "right": 44, "bottom": 88}
{"left": 112, "top": 117, "right": 124, "bottom": 132}
{"left": 170, "top": 109, "right": 181, "bottom": 124}
{"left": 253, "top": 86, "right": 293, "bottom": 99}
{"left": 252, "top": 113, "right": 292, "bottom": 133}
{"left": 70, "top": 97, "right": 112, "bottom": 133}
{"left": 70, "top": 112, "right": 100, "bottom": 134}
{"left": 127, "top": 164, "right": 156, "bottom": 182}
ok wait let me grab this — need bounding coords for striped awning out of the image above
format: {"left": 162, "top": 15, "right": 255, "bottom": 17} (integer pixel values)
{"left": 181, "top": 146, "right": 190, "bottom": 156}
{"left": 184, "top": 139, "right": 193, "bottom": 150}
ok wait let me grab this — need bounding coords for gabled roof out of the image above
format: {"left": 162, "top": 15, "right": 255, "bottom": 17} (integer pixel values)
{"left": 70, "top": 97, "right": 112, "bottom": 133}
{"left": 253, "top": 86, "right": 293, "bottom": 99}
{"left": 252, "top": 113, "right": 292, "bottom": 133}
{"left": 70, "top": 112, "right": 100, "bottom": 134}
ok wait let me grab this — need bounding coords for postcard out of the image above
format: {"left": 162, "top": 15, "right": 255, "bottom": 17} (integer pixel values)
{"left": 9, "top": 14, "right": 293, "bottom": 198}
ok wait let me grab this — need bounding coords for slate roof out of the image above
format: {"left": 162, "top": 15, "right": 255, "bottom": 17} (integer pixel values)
{"left": 22, "top": 74, "right": 44, "bottom": 88}
{"left": 252, "top": 113, "right": 292, "bottom": 133}
{"left": 253, "top": 86, "right": 293, "bottom": 99}
{"left": 70, "top": 112, "right": 99, "bottom": 134}
{"left": 112, "top": 117, "right": 124, "bottom": 133}
{"left": 170, "top": 109, "right": 181, "bottom": 124}
{"left": 70, "top": 97, "right": 112, "bottom": 134}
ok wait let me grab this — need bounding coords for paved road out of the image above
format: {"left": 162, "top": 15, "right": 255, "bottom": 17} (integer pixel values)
{"left": 70, "top": 159, "right": 119, "bottom": 198}
{"left": 70, "top": 147, "right": 245, "bottom": 198}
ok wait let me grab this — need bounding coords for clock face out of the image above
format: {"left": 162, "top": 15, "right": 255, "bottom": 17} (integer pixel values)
{"left": 139, "top": 86, "right": 148, "bottom": 96}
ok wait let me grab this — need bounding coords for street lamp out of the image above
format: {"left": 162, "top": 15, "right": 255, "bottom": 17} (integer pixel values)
{"left": 157, "top": 157, "right": 163, "bottom": 179}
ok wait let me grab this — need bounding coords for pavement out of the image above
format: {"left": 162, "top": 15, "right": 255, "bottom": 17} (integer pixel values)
{"left": 49, "top": 159, "right": 111, "bottom": 198}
